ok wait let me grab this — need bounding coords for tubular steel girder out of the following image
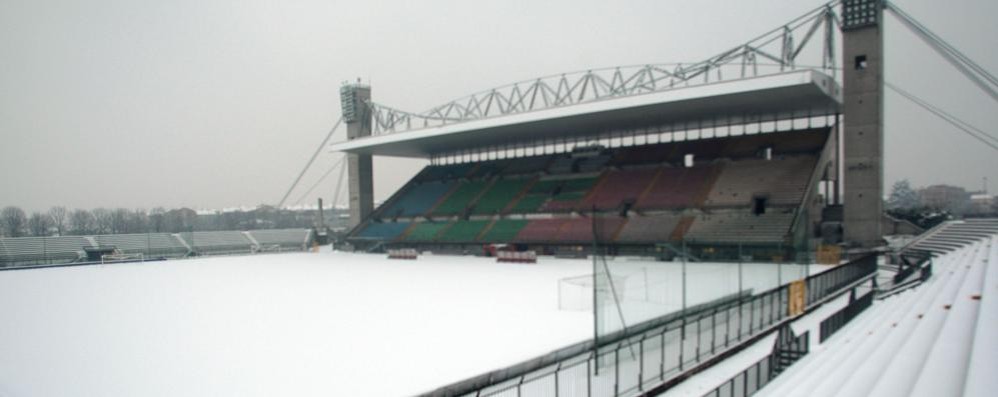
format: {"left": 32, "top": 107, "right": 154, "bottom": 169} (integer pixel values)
{"left": 365, "top": 1, "right": 844, "bottom": 135}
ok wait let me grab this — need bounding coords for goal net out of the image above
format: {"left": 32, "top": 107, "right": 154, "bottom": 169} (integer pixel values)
{"left": 101, "top": 252, "right": 145, "bottom": 264}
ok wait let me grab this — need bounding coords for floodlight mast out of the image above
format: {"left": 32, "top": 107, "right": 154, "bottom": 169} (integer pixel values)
{"left": 341, "top": 82, "right": 374, "bottom": 229}
{"left": 841, "top": 0, "right": 885, "bottom": 248}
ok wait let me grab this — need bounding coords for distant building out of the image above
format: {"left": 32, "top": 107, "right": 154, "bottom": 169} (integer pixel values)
{"left": 918, "top": 185, "right": 970, "bottom": 213}
{"left": 969, "top": 193, "right": 996, "bottom": 214}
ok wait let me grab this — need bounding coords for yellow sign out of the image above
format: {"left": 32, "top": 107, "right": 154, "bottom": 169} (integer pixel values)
{"left": 788, "top": 280, "right": 807, "bottom": 316}
{"left": 816, "top": 245, "right": 842, "bottom": 265}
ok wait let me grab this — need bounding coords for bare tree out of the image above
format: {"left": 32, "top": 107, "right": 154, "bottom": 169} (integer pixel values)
{"left": 127, "top": 209, "right": 149, "bottom": 233}
{"left": 1, "top": 206, "right": 28, "bottom": 237}
{"left": 111, "top": 208, "right": 129, "bottom": 234}
{"left": 49, "top": 206, "right": 68, "bottom": 236}
{"left": 149, "top": 207, "right": 166, "bottom": 233}
{"left": 27, "top": 212, "right": 53, "bottom": 236}
{"left": 70, "top": 209, "right": 95, "bottom": 235}
{"left": 92, "top": 208, "right": 112, "bottom": 235}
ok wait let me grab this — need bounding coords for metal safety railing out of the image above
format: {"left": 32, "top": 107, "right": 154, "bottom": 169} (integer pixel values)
{"left": 421, "top": 254, "right": 877, "bottom": 397}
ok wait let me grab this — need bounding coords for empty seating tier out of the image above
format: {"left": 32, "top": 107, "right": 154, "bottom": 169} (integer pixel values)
{"left": 433, "top": 180, "right": 490, "bottom": 215}
{"left": 248, "top": 229, "right": 311, "bottom": 250}
{"left": 93, "top": 233, "right": 188, "bottom": 258}
{"left": 356, "top": 222, "right": 411, "bottom": 240}
{"left": 480, "top": 220, "right": 528, "bottom": 242}
{"left": 509, "top": 194, "right": 549, "bottom": 214}
{"left": 0, "top": 236, "right": 93, "bottom": 265}
{"left": 416, "top": 163, "right": 475, "bottom": 182}
{"left": 703, "top": 156, "right": 816, "bottom": 207}
{"left": 187, "top": 231, "right": 254, "bottom": 255}
{"left": 615, "top": 214, "right": 684, "bottom": 243}
{"left": 635, "top": 164, "right": 720, "bottom": 210}
{"left": 439, "top": 220, "right": 491, "bottom": 242}
{"left": 404, "top": 222, "right": 451, "bottom": 242}
{"left": 515, "top": 219, "right": 566, "bottom": 242}
{"left": 582, "top": 167, "right": 659, "bottom": 210}
{"left": 557, "top": 217, "right": 626, "bottom": 242}
{"left": 684, "top": 211, "right": 795, "bottom": 243}
{"left": 351, "top": 127, "right": 830, "bottom": 248}
{"left": 381, "top": 181, "right": 455, "bottom": 218}
{"left": 472, "top": 178, "right": 532, "bottom": 214}
{"left": 540, "top": 177, "right": 600, "bottom": 212}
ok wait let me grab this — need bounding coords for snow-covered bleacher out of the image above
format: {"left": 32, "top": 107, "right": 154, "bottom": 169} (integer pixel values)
{"left": 0, "top": 236, "right": 93, "bottom": 265}
{"left": 92, "top": 233, "right": 190, "bottom": 258}
{"left": 904, "top": 218, "right": 998, "bottom": 255}
{"left": 246, "top": 229, "right": 312, "bottom": 251}
{"left": 755, "top": 231, "right": 997, "bottom": 397}
{"left": 186, "top": 231, "right": 255, "bottom": 256}
{"left": 684, "top": 210, "right": 797, "bottom": 243}
{"left": 0, "top": 229, "right": 314, "bottom": 267}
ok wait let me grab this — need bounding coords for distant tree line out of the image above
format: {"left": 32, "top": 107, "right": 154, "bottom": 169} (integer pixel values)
{"left": 0, "top": 205, "right": 349, "bottom": 238}
{"left": 885, "top": 179, "right": 998, "bottom": 230}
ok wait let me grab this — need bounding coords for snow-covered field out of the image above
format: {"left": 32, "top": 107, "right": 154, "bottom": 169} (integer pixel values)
{"left": 0, "top": 251, "right": 821, "bottom": 396}
{"left": 0, "top": 251, "right": 593, "bottom": 396}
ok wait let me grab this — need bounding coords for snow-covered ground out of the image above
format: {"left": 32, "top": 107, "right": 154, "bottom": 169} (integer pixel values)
{"left": 0, "top": 251, "right": 592, "bottom": 397}
{"left": 0, "top": 251, "right": 823, "bottom": 396}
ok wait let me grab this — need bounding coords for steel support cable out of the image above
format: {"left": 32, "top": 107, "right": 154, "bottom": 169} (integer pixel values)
{"left": 885, "top": 81, "right": 998, "bottom": 152}
{"left": 884, "top": 3, "right": 998, "bottom": 103}
{"left": 885, "top": 2, "right": 998, "bottom": 87}
{"left": 331, "top": 156, "right": 348, "bottom": 209}
{"left": 292, "top": 155, "right": 346, "bottom": 206}
{"left": 277, "top": 117, "right": 343, "bottom": 208}
{"left": 885, "top": 81, "right": 998, "bottom": 145}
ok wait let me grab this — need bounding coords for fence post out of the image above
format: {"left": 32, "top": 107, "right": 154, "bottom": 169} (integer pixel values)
{"left": 679, "top": 238, "right": 687, "bottom": 371}
{"left": 614, "top": 347, "right": 620, "bottom": 397}
{"left": 638, "top": 337, "right": 644, "bottom": 391}
{"left": 554, "top": 361, "right": 561, "bottom": 397}
{"left": 660, "top": 327, "right": 666, "bottom": 380}
{"left": 587, "top": 355, "right": 592, "bottom": 397}
{"left": 738, "top": 242, "right": 743, "bottom": 341}
{"left": 712, "top": 306, "right": 717, "bottom": 355}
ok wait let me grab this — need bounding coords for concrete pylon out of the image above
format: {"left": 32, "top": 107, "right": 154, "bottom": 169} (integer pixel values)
{"left": 340, "top": 83, "right": 374, "bottom": 229}
{"left": 841, "top": 0, "right": 885, "bottom": 247}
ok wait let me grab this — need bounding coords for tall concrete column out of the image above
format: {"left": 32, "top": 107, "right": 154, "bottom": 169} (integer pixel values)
{"left": 841, "top": 0, "right": 884, "bottom": 247}
{"left": 341, "top": 83, "right": 374, "bottom": 229}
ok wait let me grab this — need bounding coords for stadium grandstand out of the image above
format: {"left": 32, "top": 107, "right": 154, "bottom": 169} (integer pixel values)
{"left": 0, "top": 229, "right": 313, "bottom": 267}
{"left": 348, "top": 128, "right": 833, "bottom": 259}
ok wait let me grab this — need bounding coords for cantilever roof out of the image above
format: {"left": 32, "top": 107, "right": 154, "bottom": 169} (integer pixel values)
{"left": 329, "top": 69, "right": 841, "bottom": 158}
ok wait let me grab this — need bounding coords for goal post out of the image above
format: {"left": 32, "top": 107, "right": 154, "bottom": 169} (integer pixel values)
{"left": 101, "top": 252, "right": 145, "bottom": 264}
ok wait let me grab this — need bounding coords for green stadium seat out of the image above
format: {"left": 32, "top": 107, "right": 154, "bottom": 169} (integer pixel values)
{"left": 438, "top": 220, "right": 491, "bottom": 242}
{"left": 480, "top": 219, "right": 529, "bottom": 242}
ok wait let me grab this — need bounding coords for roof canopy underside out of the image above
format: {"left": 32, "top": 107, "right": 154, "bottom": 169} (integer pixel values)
{"left": 329, "top": 69, "right": 842, "bottom": 158}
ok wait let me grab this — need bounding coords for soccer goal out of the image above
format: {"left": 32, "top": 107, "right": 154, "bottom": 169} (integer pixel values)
{"left": 101, "top": 252, "right": 145, "bottom": 264}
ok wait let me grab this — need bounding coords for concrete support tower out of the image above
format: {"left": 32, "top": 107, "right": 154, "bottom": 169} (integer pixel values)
{"left": 340, "top": 83, "right": 374, "bottom": 229}
{"left": 841, "top": 0, "right": 884, "bottom": 247}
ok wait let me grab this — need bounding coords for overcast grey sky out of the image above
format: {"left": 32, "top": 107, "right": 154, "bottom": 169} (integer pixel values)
{"left": 1, "top": 0, "right": 996, "bottom": 212}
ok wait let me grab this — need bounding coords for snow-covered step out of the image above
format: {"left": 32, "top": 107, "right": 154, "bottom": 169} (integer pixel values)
{"left": 962, "top": 237, "right": 997, "bottom": 397}
{"left": 866, "top": 244, "right": 983, "bottom": 397}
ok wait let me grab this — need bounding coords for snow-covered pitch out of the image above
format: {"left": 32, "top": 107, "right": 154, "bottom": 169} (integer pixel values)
{"left": 0, "top": 251, "right": 819, "bottom": 396}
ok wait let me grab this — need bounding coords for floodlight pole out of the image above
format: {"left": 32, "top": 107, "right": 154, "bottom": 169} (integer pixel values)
{"left": 841, "top": 0, "right": 886, "bottom": 247}
{"left": 591, "top": 207, "right": 599, "bottom": 374}
{"left": 342, "top": 83, "right": 375, "bottom": 229}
